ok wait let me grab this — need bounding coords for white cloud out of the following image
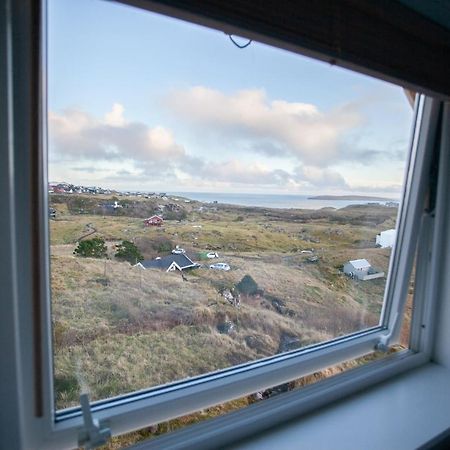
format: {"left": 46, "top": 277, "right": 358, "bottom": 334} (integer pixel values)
{"left": 189, "top": 159, "right": 291, "bottom": 186}
{"left": 166, "top": 86, "right": 361, "bottom": 166}
{"left": 349, "top": 183, "right": 403, "bottom": 196}
{"left": 49, "top": 104, "right": 185, "bottom": 164}
{"left": 295, "top": 165, "right": 349, "bottom": 189}
{"left": 176, "top": 157, "right": 350, "bottom": 192}
{"left": 104, "top": 103, "right": 126, "bottom": 127}
{"left": 49, "top": 102, "right": 398, "bottom": 195}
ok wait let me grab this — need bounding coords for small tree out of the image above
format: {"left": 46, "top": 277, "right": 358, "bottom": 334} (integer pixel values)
{"left": 235, "top": 274, "right": 259, "bottom": 296}
{"left": 73, "top": 237, "right": 107, "bottom": 258}
{"left": 115, "top": 240, "right": 143, "bottom": 264}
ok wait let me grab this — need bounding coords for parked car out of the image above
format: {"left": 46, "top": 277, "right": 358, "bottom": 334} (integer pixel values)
{"left": 172, "top": 246, "right": 185, "bottom": 254}
{"left": 206, "top": 252, "right": 219, "bottom": 259}
{"left": 209, "top": 262, "right": 230, "bottom": 271}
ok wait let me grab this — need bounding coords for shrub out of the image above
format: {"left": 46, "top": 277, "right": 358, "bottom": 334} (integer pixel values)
{"left": 49, "top": 194, "right": 66, "bottom": 204}
{"left": 133, "top": 236, "right": 174, "bottom": 258}
{"left": 235, "top": 275, "right": 259, "bottom": 296}
{"left": 66, "top": 196, "right": 97, "bottom": 214}
{"left": 73, "top": 237, "right": 107, "bottom": 258}
{"left": 152, "top": 236, "right": 173, "bottom": 254}
{"left": 163, "top": 209, "right": 187, "bottom": 221}
{"left": 115, "top": 240, "right": 144, "bottom": 264}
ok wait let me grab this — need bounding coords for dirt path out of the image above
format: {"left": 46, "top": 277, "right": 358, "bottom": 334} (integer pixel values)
{"left": 76, "top": 224, "right": 97, "bottom": 242}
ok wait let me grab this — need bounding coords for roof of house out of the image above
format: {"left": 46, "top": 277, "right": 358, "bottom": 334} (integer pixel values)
{"left": 184, "top": 251, "right": 199, "bottom": 262}
{"left": 348, "top": 259, "right": 371, "bottom": 269}
{"left": 138, "top": 254, "right": 197, "bottom": 271}
{"left": 145, "top": 215, "right": 163, "bottom": 221}
{"left": 379, "top": 229, "right": 396, "bottom": 236}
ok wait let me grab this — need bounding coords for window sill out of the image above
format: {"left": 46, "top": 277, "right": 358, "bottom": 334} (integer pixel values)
{"left": 133, "top": 362, "right": 449, "bottom": 449}
{"left": 231, "top": 362, "right": 449, "bottom": 450}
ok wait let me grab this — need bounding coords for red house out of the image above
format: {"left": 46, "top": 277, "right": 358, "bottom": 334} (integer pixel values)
{"left": 144, "top": 215, "right": 163, "bottom": 227}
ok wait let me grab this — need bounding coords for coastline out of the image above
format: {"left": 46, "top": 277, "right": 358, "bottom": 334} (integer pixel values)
{"left": 169, "top": 192, "right": 399, "bottom": 210}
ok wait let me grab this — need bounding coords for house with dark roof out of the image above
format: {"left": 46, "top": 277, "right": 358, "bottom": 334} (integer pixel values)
{"left": 135, "top": 254, "right": 199, "bottom": 272}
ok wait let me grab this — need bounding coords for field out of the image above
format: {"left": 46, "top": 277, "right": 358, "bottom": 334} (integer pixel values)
{"left": 49, "top": 193, "right": 398, "bottom": 412}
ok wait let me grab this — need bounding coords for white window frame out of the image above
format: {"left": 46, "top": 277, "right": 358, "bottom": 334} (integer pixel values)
{"left": 0, "top": 1, "right": 447, "bottom": 449}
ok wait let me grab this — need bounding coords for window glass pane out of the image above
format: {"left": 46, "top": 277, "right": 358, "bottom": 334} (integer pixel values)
{"left": 49, "top": 0, "right": 414, "bottom": 409}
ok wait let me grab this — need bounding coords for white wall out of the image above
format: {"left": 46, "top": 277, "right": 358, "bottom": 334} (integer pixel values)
{"left": 376, "top": 229, "right": 396, "bottom": 248}
{"left": 432, "top": 106, "right": 450, "bottom": 368}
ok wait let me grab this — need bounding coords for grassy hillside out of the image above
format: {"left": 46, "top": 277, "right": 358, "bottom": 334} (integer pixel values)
{"left": 50, "top": 194, "right": 397, "bottom": 411}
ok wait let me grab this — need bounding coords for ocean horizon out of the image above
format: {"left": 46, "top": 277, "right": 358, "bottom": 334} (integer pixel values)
{"left": 168, "top": 192, "right": 399, "bottom": 210}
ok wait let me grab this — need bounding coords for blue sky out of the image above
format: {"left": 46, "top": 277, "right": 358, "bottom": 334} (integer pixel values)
{"left": 48, "top": 0, "right": 414, "bottom": 196}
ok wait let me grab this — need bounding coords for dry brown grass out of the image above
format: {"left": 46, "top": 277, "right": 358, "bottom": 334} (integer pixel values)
{"left": 51, "top": 201, "right": 396, "bottom": 412}
{"left": 52, "top": 251, "right": 383, "bottom": 410}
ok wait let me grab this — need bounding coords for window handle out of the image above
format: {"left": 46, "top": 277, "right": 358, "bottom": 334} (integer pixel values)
{"left": 78, "top": 394, "right": 111, "bottom": 449}
{"left": 376, "top": 312, "right": 399, "bottom": 352}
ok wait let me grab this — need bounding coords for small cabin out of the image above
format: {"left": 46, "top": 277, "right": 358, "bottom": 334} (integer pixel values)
{"left": 144, "top": 215, "right": 163, "bottom": 227}
{"left": 344, "top": 258, "right": 384, "bottom": 281}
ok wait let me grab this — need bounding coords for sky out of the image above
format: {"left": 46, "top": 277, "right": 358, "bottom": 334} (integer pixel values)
{"left": 48, "top": 0, "right": 414, "bottom": 196}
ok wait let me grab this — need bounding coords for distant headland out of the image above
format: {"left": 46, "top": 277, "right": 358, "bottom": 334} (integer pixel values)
{"left": 308, "top": 194, "right": 396, "bottom": 201}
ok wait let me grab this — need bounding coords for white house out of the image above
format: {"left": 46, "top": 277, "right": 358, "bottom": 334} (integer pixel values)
{"left": 343, "top": 259, "right": 384, "bottom": 281}
{"left": 376, "top": 229, "right": 396, "bottom": 248}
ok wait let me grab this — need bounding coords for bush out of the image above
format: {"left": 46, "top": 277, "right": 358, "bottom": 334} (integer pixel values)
{"left": 151, "top": 236, "right": 173, "bottom": 254}
{"left": 235, "top": 275, "right": 259, "bottom": 296}
{"left": 115, "top": 240, "right": 144, "bottom": 264}
{"left": 163, "top": 209, "right": 187, "bottom": 221}
{"left": 73, "top": 237, "right": 107, "bottom": 258}
{"left": 132, "top": 236, "right": 174, "bottom": 258}
{"left": 66, "top": 196, "right": 97, "bottom": 214}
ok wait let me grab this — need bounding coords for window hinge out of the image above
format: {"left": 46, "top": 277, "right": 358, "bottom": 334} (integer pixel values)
{"left": 78, "top": 394, "right": 111, "bottom": 449}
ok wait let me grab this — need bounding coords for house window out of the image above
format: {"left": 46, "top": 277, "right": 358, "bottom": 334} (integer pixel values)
{"left": 4, "top": 0, "right": 446, "bottom": 448}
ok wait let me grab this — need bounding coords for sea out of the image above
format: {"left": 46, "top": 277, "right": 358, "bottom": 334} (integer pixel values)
{"left": 168, "top": 192, "right": 398, "bottom": 210}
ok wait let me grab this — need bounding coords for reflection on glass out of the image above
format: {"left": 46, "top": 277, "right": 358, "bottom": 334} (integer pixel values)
{"left": 49, "top": 0, "right": 413, "bottom": 409}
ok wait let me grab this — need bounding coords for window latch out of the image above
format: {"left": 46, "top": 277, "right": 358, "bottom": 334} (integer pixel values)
{"left": 78, "top": 394, "right": 111, "bottom": 449}
{"left": 375, "top": 312, "right": 399, "bottom": 352}
{"left": 375, "top": 334, "right": 391, "bottom": 353}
